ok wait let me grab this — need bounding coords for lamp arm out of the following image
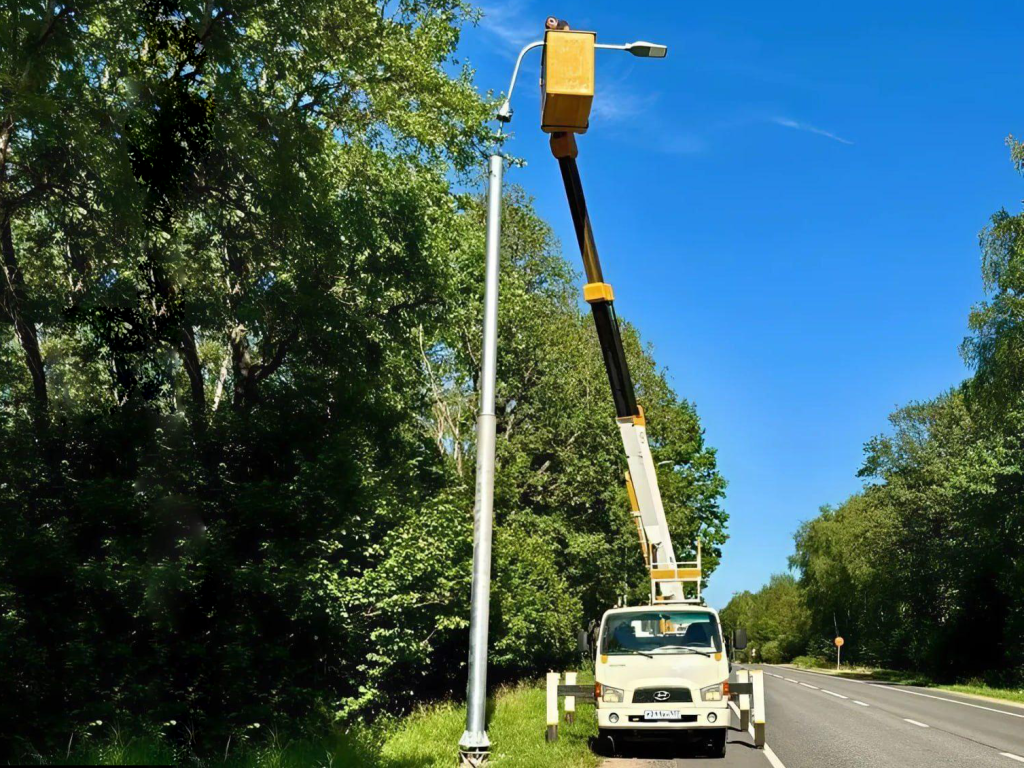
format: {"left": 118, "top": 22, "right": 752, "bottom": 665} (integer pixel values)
{"left": 497, "top": 40, "right": 545, "bottom": 122}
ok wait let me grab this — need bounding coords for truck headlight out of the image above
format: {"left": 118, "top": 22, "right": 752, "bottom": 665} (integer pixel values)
{"left": 701, "top": 681, "right": 727, "bottom": 702}
{"left": 602, "top": 685, "right": 624, "bottom": 703}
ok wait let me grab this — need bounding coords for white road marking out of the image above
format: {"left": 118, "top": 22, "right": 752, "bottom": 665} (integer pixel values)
{"left": 903, "top": 718, "right": 930, "bottom": 728}
{"left": 768, "top": 665, "right": 1024, "bottom": 721}
{"left": 868, "top": 684, "right": 1024, "bottom": 720}
{"left": 853, "top": 700, "right": 869, "bottom": 707}
{"left": 784, "top": 678, "right": 799, "bottom": 683}
{"left": 745, "top": 722, "right": 787, "bottom": 768}
{"left": 769, "top": 666, "right": 867, "bottom": 684}
{"left": 799, "top": 682, "right": 818, "bottom": 689}
{"left": 763, "top": 743, "right": 787, "bottom": 768}
{"left": 1000, "top": 753, "right": 1024, "bottom": 763}
{"left": 822, "top": 690, "right": 848, "bottom": 699}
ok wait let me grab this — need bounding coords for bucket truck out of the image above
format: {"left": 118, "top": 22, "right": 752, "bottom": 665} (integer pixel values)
{"left": 550, "top": 130, "right": 742, "bottom": 757}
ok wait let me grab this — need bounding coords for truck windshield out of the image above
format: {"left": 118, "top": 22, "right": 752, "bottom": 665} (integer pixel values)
{"left": 601, "top": 610, "right": 723, "bottom": 656}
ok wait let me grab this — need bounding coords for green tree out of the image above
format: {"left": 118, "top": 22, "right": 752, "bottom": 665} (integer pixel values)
{"left": 0, "top": 2, "right": 728, "bottom": 760}
{"left": 781, "top": 136, "right": 1024, "bottom": 682}
{"left": 424, "top": 185, "right": 728, "bottom": 629}
{"left": 1, "top": 0, "right": 495, "bottom": 750}
{"left": 721, "top": 574, "right": 809, "bottom": 664}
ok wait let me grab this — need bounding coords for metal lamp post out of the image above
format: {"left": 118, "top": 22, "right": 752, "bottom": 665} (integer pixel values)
{"left": 458, "top": 24, "right": 668, "bottom": 767}
{"left": 457, "top": 150, "right": 502, "bottom": 768}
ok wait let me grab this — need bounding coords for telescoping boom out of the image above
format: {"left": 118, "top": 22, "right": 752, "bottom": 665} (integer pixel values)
{"left": 549, "top": 131, "right": 701, "bottom": 604}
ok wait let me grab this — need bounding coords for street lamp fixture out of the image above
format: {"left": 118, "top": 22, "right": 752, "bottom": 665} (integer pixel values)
{"left": 496, "top": 37, "right": 669, "bottom": 124}
{"left": 623, "top": 41, "right": 669, "bottom": 58}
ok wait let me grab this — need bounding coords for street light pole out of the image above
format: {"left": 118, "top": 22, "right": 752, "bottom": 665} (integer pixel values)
{"left": 458, "top": 152, "right": 503, "bottom": 768}
{"left": 459, "top": 32, "right": 546, "bottom": 766}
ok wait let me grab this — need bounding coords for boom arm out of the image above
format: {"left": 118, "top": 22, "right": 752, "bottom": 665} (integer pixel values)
{"left": 550, "top": 132, "right": 700, "bottom": 603}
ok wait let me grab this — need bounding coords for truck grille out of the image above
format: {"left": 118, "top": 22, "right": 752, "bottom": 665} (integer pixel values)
{"left": 631, "top": 687, "right": 693, "bottom": 703}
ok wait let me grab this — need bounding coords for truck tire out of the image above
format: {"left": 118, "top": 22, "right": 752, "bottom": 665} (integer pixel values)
{"left": 708, "top": 728, "right": 727, "bottom": 758}
{"left": 594, "top": 729, "right": 617, "bottom": 757}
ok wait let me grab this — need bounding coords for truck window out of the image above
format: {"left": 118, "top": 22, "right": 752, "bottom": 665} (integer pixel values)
{"left": 601, "top": 610, "right": 723, "bottom": 656}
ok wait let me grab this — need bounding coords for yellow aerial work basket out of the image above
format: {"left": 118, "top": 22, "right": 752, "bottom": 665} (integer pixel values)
{"left": 541, "top": 29, "right": 595, "bottom": 133}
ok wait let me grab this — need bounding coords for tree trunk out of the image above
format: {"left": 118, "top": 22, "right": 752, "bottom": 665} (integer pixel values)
{"left": 230, "top": 323, "right": 256, "bottom": 408}
{"left": 177, "top": 324, "right": 206, "bottom": 411}
{"left": 1, "top": 212, "right": 48, "bottom": 418}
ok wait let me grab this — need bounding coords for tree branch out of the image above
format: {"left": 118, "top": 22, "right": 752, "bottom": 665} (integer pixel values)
{"left": 254, "top": 326, "right": 299, "bottom": 383}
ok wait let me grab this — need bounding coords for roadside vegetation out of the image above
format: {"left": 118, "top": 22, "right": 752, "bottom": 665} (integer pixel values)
{"left": 723, "top": 134, "right": 1024, "bottom": 697}
{"left": 29, "top": 677, "right": 600, "bottom": 767}
{"left": 378, "top": 677, "right": 599, "bottom": 768}
{"left": 0, "top": 1, "right": 725, "bottom": 763}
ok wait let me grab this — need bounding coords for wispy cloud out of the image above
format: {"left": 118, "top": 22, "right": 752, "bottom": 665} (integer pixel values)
{"left": 477, "top": 4, "right": 537, "bottom": 53}
{"left": 589, "top": 85, "right": 705, "bottom": 155}
{"left": 590, "top": 80, "right": 660, "bottom": 123}
{"left": 771, "top": 117, "right": 854, "bottom": 145}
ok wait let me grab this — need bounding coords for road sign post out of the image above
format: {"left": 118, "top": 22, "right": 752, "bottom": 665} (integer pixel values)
{"left": 835, "top": 636, "right": 844, "bottom": 670}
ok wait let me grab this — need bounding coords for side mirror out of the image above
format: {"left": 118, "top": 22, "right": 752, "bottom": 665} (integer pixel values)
{"left": 577, "top": 629, "right": 591, "bottom": 655}
{"left": 732, "top": 628, "right": 748, "bottom": 651}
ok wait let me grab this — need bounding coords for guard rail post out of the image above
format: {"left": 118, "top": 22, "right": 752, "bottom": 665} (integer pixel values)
{"left": 736, "top": 669, "right": 750, "bottom": 732}
{"left": 546, "top": 672, "right": 559, "bottom": 741}
{"left": 564, "top": 671, "right": 576, "bottom": 723}
{"left": 751, "top": 669, "right": 766, "bottom": 748}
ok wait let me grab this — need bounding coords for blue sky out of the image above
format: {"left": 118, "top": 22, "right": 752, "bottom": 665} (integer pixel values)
{"left": 454, "top": 1, "right": 1023, "bottom": 606}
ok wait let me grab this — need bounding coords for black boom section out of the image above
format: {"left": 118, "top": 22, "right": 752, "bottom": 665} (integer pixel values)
{"left": 591, "top": 301, "right": 638, "bottom": 419}
{"left": 552, "top": 135, "right": 640, "bottom": 420}
{"left": 555, "top": 149, "right": 604, "bottom": 283}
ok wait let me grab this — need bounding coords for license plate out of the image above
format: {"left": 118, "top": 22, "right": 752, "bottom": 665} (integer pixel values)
{"left": 643, "top": 710, "right": 681, "bottom": 720}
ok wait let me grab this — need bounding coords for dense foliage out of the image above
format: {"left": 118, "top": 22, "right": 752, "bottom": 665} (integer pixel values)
{"left": 724, "top": 137, "right": 1024, "bottom": 682}
{"left": 0, "top": 1, "right": 726, "bottom": 758}
{"left": 719, "top": 574, "right": 809, "bottom": 664}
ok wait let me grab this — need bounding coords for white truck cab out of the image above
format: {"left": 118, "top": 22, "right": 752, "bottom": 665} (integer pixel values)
{"left": 595, "top": 604, "right": 733, "bottom": 757}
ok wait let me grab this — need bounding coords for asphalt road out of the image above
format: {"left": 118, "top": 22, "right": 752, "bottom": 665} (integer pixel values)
{"left": 600, "top": 664, "right": 1024, "bottom": 767}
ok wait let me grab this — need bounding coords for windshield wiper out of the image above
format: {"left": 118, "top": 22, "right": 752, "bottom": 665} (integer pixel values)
{"left": 654, "top": 645, "right": 713, "bottom": 658}
{"left": 606, "top": 650, "right": 655, "bottom": 658}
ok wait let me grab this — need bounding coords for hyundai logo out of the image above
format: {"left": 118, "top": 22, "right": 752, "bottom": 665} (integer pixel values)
{"left": 653, "top": 690, "right": 671, "bottom": 701}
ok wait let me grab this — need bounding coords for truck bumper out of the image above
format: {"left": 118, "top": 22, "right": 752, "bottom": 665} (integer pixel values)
{"left": 596, "top": 703, "right": 729, "bottom": 730}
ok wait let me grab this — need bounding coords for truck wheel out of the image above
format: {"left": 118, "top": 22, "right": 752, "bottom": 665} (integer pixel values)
{"left": 594, "top": 729, "right": 617, "bottom": 757}
{"left": 708, "top": 728, "right": 727, "bottom": 758}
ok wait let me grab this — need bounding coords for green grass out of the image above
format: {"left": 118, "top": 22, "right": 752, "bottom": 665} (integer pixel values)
{"left": 789, "top": 655, "right": 831, "bottom": 670}
{"left": 787, "top": 658, "right": 1024, "bottom": 705}
{"left": 27, "top": 724, "right": 383, "bottom": 767}
{"left": 24, "top": 674, "right": 601, "bottom": 767}
{"left": 934, "top": 681, "right": 1024, "bottom": 706}
{"left": 381, "top": 678, "right": 599, "bottom": 768}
